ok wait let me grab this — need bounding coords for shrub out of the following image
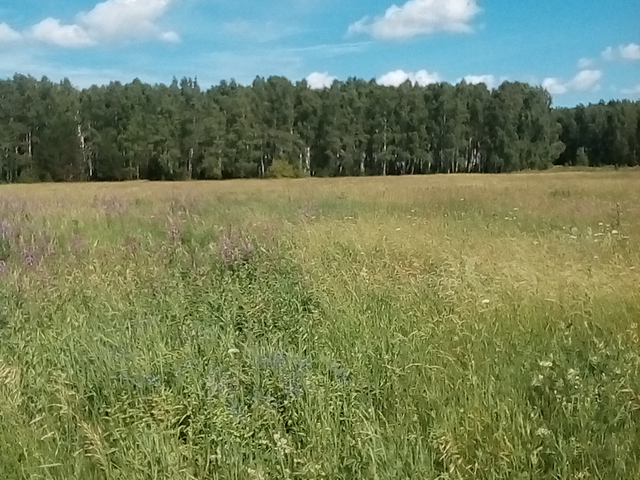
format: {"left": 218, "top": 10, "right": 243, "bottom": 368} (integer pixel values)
{"left": 266, "top": 158, "right": 304, "bottom": 179}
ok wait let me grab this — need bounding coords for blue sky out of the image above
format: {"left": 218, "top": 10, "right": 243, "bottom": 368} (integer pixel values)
{"left": 0, "top": 0, "right": 638, "bottom": 106}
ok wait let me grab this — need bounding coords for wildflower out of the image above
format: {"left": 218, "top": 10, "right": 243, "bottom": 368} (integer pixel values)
{"left": 611, "top": 230, "right": 619, "bottom": 235}
{"left": 168, "top": 221, "right": 180, "bottom": 243}
{"left": 217, "top": 229, "right": 255, "bottom": 266}
{"left": 228, "top": 348, "right": 240, "bottom": 355}
{"left": 538, "top": 360, "right": 553, "bottom": 368}
{"left": 21, "top": 246, "right": 40, "bottom": 268}
{"left": 536, "top": 427, "right": 552, "bottom": 437}
{"left": 567, "top": 368, "right": 580, "bottom": 384}
{"left": 482, "top": 299, "right": 491, "bottom": 305}
{"left": 273, "top": 432, "right": 294, "bottom": 455}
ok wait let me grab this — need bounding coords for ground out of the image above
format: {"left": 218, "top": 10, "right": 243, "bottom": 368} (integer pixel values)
{"left": 0, "top": 170, "right": 639, "bottom": 479}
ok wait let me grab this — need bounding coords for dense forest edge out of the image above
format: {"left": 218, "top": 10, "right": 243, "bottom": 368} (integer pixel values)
{"left": 0, "top": 74, "right": 639, "bottom": 182}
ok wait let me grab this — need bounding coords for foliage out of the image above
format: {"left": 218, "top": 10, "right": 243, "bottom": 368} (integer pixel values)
{"left": 1, "top": 73, "right": 637, "bottom": 182}
{"left": 0, "top": 172, "right": 639, "bottom": 478}
{"left": 576, "top": 146, "right": 589, "bottom": 166}
{"left": 266, "top": 158, "right": 303, "bottom": 178}
{"left": 556, "top": 102, "right": 640, "bottom": 167}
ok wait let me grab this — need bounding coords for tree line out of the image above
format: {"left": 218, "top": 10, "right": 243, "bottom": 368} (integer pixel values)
{"left": 0, "top": 73, "right": 638, "bottom": 182}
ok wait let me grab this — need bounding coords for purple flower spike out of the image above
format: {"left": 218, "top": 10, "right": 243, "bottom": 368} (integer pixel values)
{"left": 217, "top": 229, "right": 255, "bottom": 266}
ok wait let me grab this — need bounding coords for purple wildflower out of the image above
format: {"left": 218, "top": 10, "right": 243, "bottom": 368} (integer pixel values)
{"left": 217, "top": 229, "right": 255, "bottom": 266}
{"left": 21, "top": 246, "right": 40, "bottom": 268}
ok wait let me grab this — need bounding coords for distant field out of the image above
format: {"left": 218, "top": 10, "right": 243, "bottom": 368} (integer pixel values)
{"left": 1, "top": 171, "right": 640, "bottom": 479}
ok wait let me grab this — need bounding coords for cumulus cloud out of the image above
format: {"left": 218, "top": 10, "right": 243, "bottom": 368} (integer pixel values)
{"left": 602, "top": 43, "right": 640, "bottom": 61}
{"left": 571, "top": 69, "right": 602, "bottom": 90}
{"left": 306, "top": 72, "right": 336, "bottom": 89}
{"left": 542, "top": 77, "right": 567, "bottom": 95}
{"left": 31, "top": 18, "right": 95, "bottom": 47}
{"left": 29, "top": 0, "right": 179, "bottom": 48}
{"left": 0, "top": 23, "right": 21, "bottom": 43}
{"left": 542, "top": 69, "right": 602, "bottom": 95}
{"left": 619, "top": 43, "right": 640, "bottom": 60}
{"left": 463, "top": 74, "right": 498, "bottom": 89}
{"left": 348, "top": 0, "right": 480, "bottom": 40}
{"left": 377, "top": 69, "right": 440, "bottom": 87}
{"left": 577, "top": 57, "right": 595, "bottom": 69}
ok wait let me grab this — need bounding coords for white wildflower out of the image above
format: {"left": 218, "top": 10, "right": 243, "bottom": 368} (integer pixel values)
{"left": 538, "top": 360, "right": 553, "bottom": 368}
{"left": 228, "top": 348, "right": 240, "bottom": 355}
{"left": 536, "top": 427, "right": 552, "bottom": 437}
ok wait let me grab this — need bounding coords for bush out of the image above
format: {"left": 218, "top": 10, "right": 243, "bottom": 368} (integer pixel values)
{"left": 266, "top": 158, "right": 304, "bottom": 179}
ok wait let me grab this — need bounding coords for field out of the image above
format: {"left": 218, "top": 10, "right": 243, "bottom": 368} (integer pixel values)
{"left": 1, "top": 170, "right": 640, "bottom": 479}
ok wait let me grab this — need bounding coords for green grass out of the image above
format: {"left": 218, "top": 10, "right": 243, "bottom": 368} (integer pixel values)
{"left": 1, "top": 171, "right": 640, "bottom": 479}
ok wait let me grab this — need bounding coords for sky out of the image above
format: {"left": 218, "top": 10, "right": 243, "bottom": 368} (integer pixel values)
{"left": 0, "top": 0, "right": 638, "bottom": 106}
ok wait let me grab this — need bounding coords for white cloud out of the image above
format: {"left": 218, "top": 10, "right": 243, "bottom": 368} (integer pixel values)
{"left": 378, "top": 69, "right": 440, "bottom": 87}
{"left": 621, "top": 84, "right": 640, "bottom": 95}
{"left": 29, "top": 0, "right": 178, "bottom": 48}
{"left": 542, "top": 69, "right": 602, "bottom": 95}
{"left": 542, "top": 77, "right": 568, "bottom": 95}
{"left": 577, "top": 57, "right": 595, "bottom": 69}
{"left": 0, "top": 23, "right": 21, "bottom": 43}
{"left": 601, "top": 46, "right": 615, "bottom": 61}
{"left": 160, "top": 31, "right": 180, "bottom": 43}
{"left": 463, "top": 74, "right": 498, "bottom": 89}
{"left": 619, "top": 43, "right": 640, "bottom": 60}
{"left": 306, "top": 72, "right": 336, "bottom": 89}
{"left": 31, "top": 18, "right": 95, "bottom": 48}
{"left": 570, "top": 69, "right": 602, "bottom": 90}
{"left": 348, "top": 0, "right": 480, "bottom": 40}
{"left": 602, "top": 43, "right": 640, "bottom": 61}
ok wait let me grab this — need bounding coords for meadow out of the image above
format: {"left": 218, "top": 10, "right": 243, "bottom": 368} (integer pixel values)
{"left": 0, "top": 170, "right": 639, "bottom": 479}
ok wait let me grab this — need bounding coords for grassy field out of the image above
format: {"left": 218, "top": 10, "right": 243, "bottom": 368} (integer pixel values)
{"left": 1, "top": 170, "right": 639, "bottom": 479}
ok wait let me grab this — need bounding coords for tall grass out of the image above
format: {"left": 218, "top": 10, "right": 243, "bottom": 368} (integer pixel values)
{"left": 1, "top": 170, "right": 639, "bottom": 479}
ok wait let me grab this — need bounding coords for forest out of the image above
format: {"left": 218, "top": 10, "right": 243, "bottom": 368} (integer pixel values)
{"left": 0, "top": 73, "right": 639, "bottom": 182}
